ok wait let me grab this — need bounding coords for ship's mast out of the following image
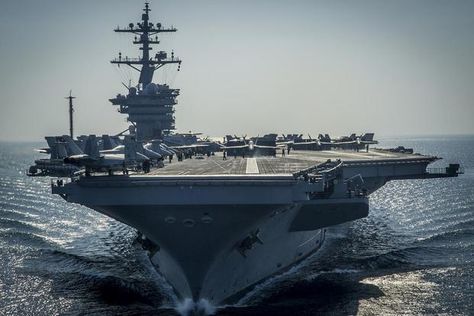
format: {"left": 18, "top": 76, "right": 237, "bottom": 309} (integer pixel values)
{"left": 65, "top": 91, "right": 75, "bottom": 138}
{"left": 111, "top": 2, "right": 181, "bottom": 87}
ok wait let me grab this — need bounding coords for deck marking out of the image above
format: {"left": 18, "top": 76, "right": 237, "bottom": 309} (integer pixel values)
{"left": 210, "top": 159, "right": 228, "bottom": 172}
{"left": 245, "top": 158, "right": 259, "bottom": 174}
{"left": 321, "top": 150, "right": 376, "bottom": 159}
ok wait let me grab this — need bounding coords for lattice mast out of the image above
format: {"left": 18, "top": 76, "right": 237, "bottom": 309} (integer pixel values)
{"left": 111, "top": 2, "right": 182, "bottom": 86}
{"left": 110, "top": 3, "right": 182, "bottom": 141}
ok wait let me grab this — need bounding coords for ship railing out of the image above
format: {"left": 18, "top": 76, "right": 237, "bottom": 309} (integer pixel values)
{"left": 426, "top": 167, "right": 464, "bottom": 175}
{"left": 51, "top": 178, "right": 67, "bottom": 189}
{"left": 346, "top": 188, "right": 368, "bottom": 198}
{"left": 50, "top": 171, "right": 82, "bottom": 188}
{"left": 426, "top": 168, "right": 445, "bottom": 174}
{"left": 319, "top": 160, "right": 344, "bottom": 181}
{"left": 426, "top": 164, "right": 464, "bottom": 177}
{"left": 293, "top": 159, "right": 342, "bottom": 179}
{"left": 293, "top": 160, "right": 344, "bottom": 190}
{"left": 344, "top": 173, "right": 368, "bottom": 198}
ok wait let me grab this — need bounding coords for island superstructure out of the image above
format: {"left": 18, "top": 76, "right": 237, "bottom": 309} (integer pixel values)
{"left": 110, "top": 2, "right": 181, "bottom": 141}
{"left": 29, "top": 3, "right": 462, "bottom": 307}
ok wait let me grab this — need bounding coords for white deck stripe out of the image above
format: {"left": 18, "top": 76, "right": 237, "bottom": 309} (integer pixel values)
{"left": 321, "top": 150, "right": 380, "bottom": 159}
{"left": 245, "top": 158, "right": 259, "bottom": 174}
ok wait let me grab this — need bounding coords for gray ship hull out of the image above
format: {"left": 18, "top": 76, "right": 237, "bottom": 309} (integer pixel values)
{"left": 54, "top": 173, "right": 369, "bottom": 303}
{"left": 95, "top": 203, "right": 328, "bottom": 303}
{"left": 52, "top": 151, "right": 453, "bottom": 304}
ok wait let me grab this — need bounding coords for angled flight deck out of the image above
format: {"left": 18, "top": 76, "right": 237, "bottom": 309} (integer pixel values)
{"left": 146, "top": 149, "right": 436, "bottom": 176}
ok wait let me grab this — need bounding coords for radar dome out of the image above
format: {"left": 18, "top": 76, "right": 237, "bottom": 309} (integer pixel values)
{"left": 144, "top": 83, "right": 158, "bottom": 95}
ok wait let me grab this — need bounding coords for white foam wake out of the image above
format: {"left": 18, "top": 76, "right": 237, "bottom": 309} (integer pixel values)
{"left": 175, "top": 298, "right": 217, "bottom": 316}
{"left": 305, "top": 268, "right": 361, "bottom": 281}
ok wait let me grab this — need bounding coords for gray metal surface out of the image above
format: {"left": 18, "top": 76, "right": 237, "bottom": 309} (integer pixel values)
{"left": 147, "top": 149, "right": 434, "bottom": 176}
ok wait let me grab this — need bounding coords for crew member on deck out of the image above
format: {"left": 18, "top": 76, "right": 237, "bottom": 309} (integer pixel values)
{"left": 143, "top": 160, "right": 151, "bottom": 173}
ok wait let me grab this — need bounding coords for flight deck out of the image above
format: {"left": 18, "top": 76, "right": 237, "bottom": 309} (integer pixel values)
{"left": 147, "top": 149, "right": 436, "bottom": 176}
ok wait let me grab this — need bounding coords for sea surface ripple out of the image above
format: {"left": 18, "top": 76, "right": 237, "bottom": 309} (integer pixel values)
{"left": 0, "top": 136, "right": 473, "bottom": 315}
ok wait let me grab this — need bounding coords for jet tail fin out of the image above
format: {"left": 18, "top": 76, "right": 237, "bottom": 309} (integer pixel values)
{"left": 361, "top": 133, "right": 375, "bottom": 141}
{"left": 45, "top": 137, "right": 59, "bottom": 159}
{"left": 45, "top": 136, "right": 70, "bottom": 159}
{"left": 57, "top": 142, "right": 68, "bottom": 159}
{"left": 102, "top": 134, "right": 120, "bottom": 150}
{"left": 84, "top": 135, "right": 100, "bottom": 158}
{"left": 124, "top": 136, "right": 138, "bottom": 161}
{"left": 61, "top": 135, "right": 83, "bottom": 155}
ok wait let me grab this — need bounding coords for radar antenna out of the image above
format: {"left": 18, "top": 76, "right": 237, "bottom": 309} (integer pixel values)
{"left": 111, "top": 2, "right": 182, "bottom": 87}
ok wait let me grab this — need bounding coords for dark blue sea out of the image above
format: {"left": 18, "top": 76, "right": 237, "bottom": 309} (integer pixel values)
{"left": 1, "top": 136, "right": 473, "bottom": 315}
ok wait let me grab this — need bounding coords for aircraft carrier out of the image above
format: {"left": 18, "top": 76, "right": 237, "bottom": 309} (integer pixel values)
{"left": 29, "top": 3, "right": 462, "bottom": 308}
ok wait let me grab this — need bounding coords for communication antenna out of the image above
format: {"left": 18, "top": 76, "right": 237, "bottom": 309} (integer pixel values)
{"left": 65, "top": 90, "right": 76, "bottom": 138}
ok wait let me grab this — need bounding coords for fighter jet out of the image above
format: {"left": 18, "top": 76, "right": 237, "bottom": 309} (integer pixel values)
{"left": 64, "top": 135, "right": 149, "bottom": 175}
{"left": 28, "top": 135, "right": 83, "bottom": 177}
{"left": 222, "top": 135, "right": 249, "bottom": 148}
{"left": 163, "top": 133, "right": 222, "bottom": 154}
{"left": 145, "top": 140, "right": 175, "bottom": 157}
{"left": 221, "top": 134, "right": 282, "bottom": 157}
{"left": 327, "top": 133, "right": 378, "bottom": 151}
{"left": 101, "top": 143, "right": 163, "bottom": 160}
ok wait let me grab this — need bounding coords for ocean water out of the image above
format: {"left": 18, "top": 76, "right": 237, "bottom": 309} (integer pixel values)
{"left": 0, "top": 136, "right": 473, "bottom": 315}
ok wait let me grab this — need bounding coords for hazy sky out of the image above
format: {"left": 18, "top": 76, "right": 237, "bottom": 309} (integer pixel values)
{"left": 1, "top": 0, "right": 473, "bottom": 141}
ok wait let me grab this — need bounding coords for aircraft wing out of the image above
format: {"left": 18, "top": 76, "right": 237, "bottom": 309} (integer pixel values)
{"left": 36, "top": 148, "right": 51, "bottom": 154}
{"left": 276, "top": 140, "right": 295, "bottom": 145}
{"left": 254, "top": 144, "right": 279, "bottom": 149}
{"left": 294, "top": 141, "right": 320, "bottom": 145}
{"left": 169, "top": 144, "right": 207, "bottom": 150}
{"left": 221, "top": 145, "right": 249, "bottom": 150}
{"left": 331, "top": 140, "right": 357, "bottom": 145}
{"left": 100, "top": 145, "right": 125, "bottom": 155}
{"left": 360, "top": 140, "right": 378, "bottom": 145}
{"left": 63, "top": 154, "right": 100, "bottom": 165}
